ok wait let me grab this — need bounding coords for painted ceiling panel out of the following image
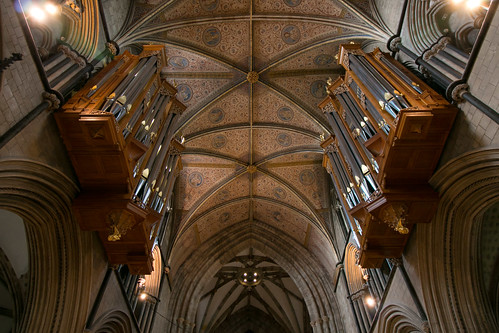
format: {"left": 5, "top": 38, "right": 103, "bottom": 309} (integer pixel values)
{"left": 260, "top": 150, "right": 323, "bottom": 166}
{"left": 167, "top": 21, "right": 250, "bottom": 70}
{"left": 266, "top": 164, "right": 328, "bottom": 210}
{"left": 253, "top": 200, "right": 309, "bottom": 244}
{"left": 182, "top": 84, "right": 250, "bottom": 136}
{"left": 252, "top": 172, "right": 314, "bottom": 219}
{"left": 252, "top": 83, "right": 322, "bottom": 133}
{"left": 268, "top": 75, "right": 331, "bottom": 118}
{"left": 165, "top": 77, "right": 233, "bottom": 109}
{"left": 254, "top": 0, "right": 344, "bottom": 17}
{"left": 164, "top": 46, "right": 235, "bottom": 73}
{"left": 190, "top": 173, "right": 250, "bottom": 215}
{"left": 181, "top": 154, "right": 242, "bottom": 166}
{"left": 252, "top": 21, "right": 340, "bottom": 69}
{"left": 252, "top": 128, "right": 318, "bottom": 162}
{"left": 177, "top": 164, "right": 242, "bottom": 211}
{"left": 160, "top": 0, "right": 249, "bottom": 22}
{"left": 185, "top": 129, "right": 251, "bottom": 163}
{"left": 196, "top": 201, "right": 250, "bottom": 243}
{"left": 270, "top": 43, "right": 341, "bottom": 71}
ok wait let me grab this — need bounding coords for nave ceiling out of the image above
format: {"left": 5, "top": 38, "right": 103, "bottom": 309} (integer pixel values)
{"left": 110, "top": 0, "right": 391, "bottom": 331}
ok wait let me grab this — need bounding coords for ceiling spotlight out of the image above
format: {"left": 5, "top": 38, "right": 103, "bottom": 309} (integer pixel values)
{"left": 253, "top": 279, "right": 257, "bottom": 282}
{"left": 140, "top": 292, "right": 147, "bottom": 300}
{"left": 365, "top": 296, "right": 376, "bottom": 307}
{"left": 243, "top": 279, "right": 247, "bottom": 282}
{"left": 243, "top": 272, "right": 247, "bottom": 277}
{"left": 253, "top": 272, "right": 257, "bottom": 276}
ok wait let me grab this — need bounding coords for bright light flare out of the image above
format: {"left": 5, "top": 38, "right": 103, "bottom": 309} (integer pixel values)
{"left": 140, "top": 293, "right": 147, "bottom": 300}
{"left": 29, "top": 6, "right": 46, "bottom": 22}
{"left": 44, "top": 3, "right": 60, "bottom": 15}
{"left": 365, "top": 296, "right": 376, "bottom": 307}
{"left": 466, "top": 0, "right": 482, "bottom": 9}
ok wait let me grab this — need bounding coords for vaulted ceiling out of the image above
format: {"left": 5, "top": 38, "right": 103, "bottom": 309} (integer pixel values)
{"left": 114, "top": 0, "right": 391, "bottom": 331}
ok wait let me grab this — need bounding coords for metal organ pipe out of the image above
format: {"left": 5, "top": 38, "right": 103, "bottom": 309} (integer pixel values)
{"left": 350, "top": 55, "right": 410, "bottom": 118}
{"left": 86, "top": 59, "right": 125, "bottom": 98}
{"left": 101, "top": 58, "right": 149, "bottom": 112}
{"left": 134, "top": 109, "right": 171, "bottom": 205}
{"left": 114, "top": 63, "right": 158, "bottom": 122}
{"left": 135, "top": 93, "right": 166, "bottom": 144}
{"left": 327, "top": 105, "right": 378, "bottom": 200}
{"left": 349, "top": 80, "right": 390, "bottom": 134}
{"left": 379, "top": 56, "right": 422, "bottom": 94}
{"left": 337, "top": 92, "right": 376, "bottom": 140}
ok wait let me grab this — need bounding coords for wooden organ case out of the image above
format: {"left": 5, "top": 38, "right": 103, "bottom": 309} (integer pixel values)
{"left": 55, "top": 46, "right": 185, "bottom": 274}
{"left": 320, "top": 44, "right": 457, "bottom": 268}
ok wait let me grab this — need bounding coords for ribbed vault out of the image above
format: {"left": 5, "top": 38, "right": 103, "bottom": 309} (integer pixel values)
{"left": 111, "top": 0, "right": 392, "bottom": 331}
{"left": 167, "top": 221, "right": 344, "bottom": 333}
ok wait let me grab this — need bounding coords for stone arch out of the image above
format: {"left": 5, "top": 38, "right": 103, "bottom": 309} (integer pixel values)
{"left": 91, "top": 310, "right": 133, "bottom": 333}
{"left": 166, "top": 221, "right": 344, "bottom": 333}
{"left": 418, "top": 148, "right": 499, "bottom": 332}
{"left": 0, "top": 159, "right": 95, "bottom": 332}
{"left": 375, "top": 304, "right": 425, "bottom": 333}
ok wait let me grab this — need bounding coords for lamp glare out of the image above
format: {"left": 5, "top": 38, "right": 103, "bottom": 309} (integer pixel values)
{"left": 365, "top": 296, "right": 376, "bottom": 307}
{"left": 45, "top": 3, "right": 59, "bottom": 15}
{"left": 30, "top": 6, "right": 46, "bottom": 22}
{"left": 466, "top": 0, "right": 481, "bottom": 9}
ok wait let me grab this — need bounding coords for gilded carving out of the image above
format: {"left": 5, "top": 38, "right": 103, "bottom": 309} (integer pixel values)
{"left": 106, "top": 209, "right": 137, "bottom": 241}
{"left": 322, "top": 102, "right": 336, "bottom": 114}
{"left": 341, "top": 49, "right": 363, "bottom": 70}
{"left": 333, "top": 83, "right": 348, "bottom": 95}
{"left": 380, "top": 203, "right": 409, "bottom": 234}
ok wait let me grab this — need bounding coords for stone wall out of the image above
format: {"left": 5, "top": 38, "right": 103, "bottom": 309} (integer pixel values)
{"left": 439, "top": 5, "right": 499, "bottom": 165}
{"left": 0, "top": 0, "right": 45, "bottom": 136}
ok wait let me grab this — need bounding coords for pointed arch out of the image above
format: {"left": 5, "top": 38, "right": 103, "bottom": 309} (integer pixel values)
{"left": 0, "top": 159, "right": 94, "bottom": 333}
{"left": 167, "top": 221, "right": 345, "bottom": 333}
{"left": 418, "top": 148, "right": 499, "bottom": 332}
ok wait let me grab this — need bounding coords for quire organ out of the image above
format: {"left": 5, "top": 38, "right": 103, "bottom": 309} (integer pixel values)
{"left": 55, "top": 46, "right": 185, "bottom": 274}
{"left": 320, "top": 44, "right": 457, "bottom": 268}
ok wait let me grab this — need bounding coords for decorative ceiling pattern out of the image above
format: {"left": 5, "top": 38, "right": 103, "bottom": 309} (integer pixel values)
{"left": 116, "top": 0, "right": 390, "bottom": 330}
